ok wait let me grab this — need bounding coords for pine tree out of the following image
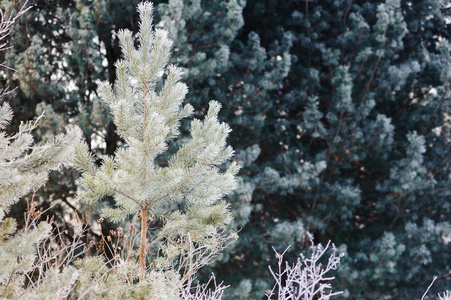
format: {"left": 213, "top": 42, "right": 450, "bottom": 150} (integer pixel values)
{"left": 72, "top": 2, "right": 239, "bottom": 297}
{"left": 0, "top": 44, "right": 83, "bottom": 300}
{"left": 0, "top": 69, "right": 84, "bottom": 298}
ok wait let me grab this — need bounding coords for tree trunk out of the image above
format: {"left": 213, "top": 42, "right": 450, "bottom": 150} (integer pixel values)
{"left": 139, "top": 208, "right": 148, "bottom": 281}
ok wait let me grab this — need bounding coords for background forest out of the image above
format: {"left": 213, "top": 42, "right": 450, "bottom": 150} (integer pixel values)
{"left": 0, "top": 0, "right": 450, "bottom": 299}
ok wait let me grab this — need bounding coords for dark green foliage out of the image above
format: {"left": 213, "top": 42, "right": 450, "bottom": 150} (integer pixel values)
{"left": 158, "top": 0, "right": 451, "bottom": 298}
{"left": 231, "top": 1, "right": 450, "bottom": 298}
{"left": 2, "top": 0, "right": 450, "bottom": 299}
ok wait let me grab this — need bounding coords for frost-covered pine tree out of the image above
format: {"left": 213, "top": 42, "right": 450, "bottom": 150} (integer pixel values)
{"left": 0, "top": 101, "right": 84, "bottom": 299}
{"left": 72, "top": 2, "right": 239, "bottom": 297}
{"left": 0, "top": 3, "right": 84, "bottom": 297}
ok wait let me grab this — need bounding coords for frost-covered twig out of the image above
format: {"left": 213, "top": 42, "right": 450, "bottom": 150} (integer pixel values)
{"left": 421, "top": 276, "right": 451, "bottom": 300}
{"left": 421, "top": 276, "right": 438, "bottom": 300}
{"left": 180, "top": 273, "right": 228, "bottom": 300}
{"left": 266, "top": 233, "right": 344, "bottom": 300}
{"left": 0, "top": 1, "right": 31, "bottom": 70}
{"left": 439, "top": 291, "right": 451, "bottom": 300}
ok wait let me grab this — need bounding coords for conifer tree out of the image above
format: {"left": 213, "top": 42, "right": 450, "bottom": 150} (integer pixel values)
{"left": 72, "top": 2, "right": 239, "bottom": 296}
{"left": 0, "top": 101, "right": 82, "bottom": 298}
{"left": 219, "top": 1, "right": 450, "bottom": 298}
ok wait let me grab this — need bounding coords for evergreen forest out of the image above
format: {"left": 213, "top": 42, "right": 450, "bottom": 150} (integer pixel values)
{"left": 0, "top": 0, "right": 450, "bottom": 299}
